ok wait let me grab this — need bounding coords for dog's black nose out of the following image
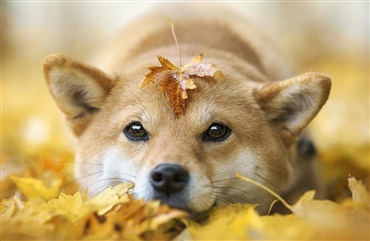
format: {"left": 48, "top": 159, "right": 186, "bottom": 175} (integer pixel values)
{"left": 150, "top": 164, "right": 189, "bottom": 196}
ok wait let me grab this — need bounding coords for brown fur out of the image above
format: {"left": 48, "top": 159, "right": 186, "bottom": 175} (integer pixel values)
{"left": 43, "top": 3, "right": 331, "bottom": 216}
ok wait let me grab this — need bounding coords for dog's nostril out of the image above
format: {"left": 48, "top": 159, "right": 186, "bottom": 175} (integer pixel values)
{"left": 151, "top": 172, "right": 164, "bottom": 182}
{"left": 150, "top": 164, "right": 189, "bottom": 196}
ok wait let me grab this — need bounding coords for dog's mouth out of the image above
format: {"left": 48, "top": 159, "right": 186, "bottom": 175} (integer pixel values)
{"left": 154, "top": 194, "right": 216, "bottom": 222}
{"left": 186, "top": 205, "right": 215, "bottom": 222}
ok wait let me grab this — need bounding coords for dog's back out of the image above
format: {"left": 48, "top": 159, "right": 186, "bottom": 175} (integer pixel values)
{"left": 92, "top": 3, "right": 291, "bottom": 82}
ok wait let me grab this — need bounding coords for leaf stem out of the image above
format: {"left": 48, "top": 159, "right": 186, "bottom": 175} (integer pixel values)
{"left": 168, "top": 19, "right": 182, "bottom": 67}
{"left": 235, "top": 173, "right": 294, "bottom": 213}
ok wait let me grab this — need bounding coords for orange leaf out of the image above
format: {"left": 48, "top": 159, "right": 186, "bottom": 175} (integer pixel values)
{"left": 141, "top": 53, "right": 223, "bottom": 117}
{"left": 159, "top": 79, "right": 185, "bottom": 116}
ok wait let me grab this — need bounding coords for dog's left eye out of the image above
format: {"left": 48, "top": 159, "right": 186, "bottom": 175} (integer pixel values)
{"left": 124, "top": 122, "right": 149, "bottom": 142}
{"left": 202, "top": 123, "right": 231, "bottom": 142}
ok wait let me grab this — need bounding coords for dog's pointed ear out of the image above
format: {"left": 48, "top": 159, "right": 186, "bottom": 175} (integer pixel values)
{"left": 254, "top": 72, "right": 331, "bottom": 147}
{"left": 43, "top": 54, "right": 116, "bottom": 136}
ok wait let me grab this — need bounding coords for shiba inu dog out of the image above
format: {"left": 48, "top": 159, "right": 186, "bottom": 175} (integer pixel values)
{"left": 43, "top": 4, "right": 331, "bottom": 217}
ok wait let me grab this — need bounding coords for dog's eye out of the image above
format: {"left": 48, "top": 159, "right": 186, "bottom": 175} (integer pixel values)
{"left": 203, "top": 123, "right": 231, "bottom": 142}
{"left": 124, "top": 122, "right": 149, "bottom": 141}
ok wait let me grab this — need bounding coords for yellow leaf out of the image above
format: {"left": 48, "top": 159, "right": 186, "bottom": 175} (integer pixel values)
{"left": 261, "top": 214, "right": 315, "bottom": 240}
{"left": 85, "top": 182, "right": 134, "bottom": 215}
{"left": 236, "top": 172, "right": 369, "bottom": 240}
{"left": 10, "top": 175, "right": 61, "bottom": 201}
{"left": 348, "top": 176, "right": 369, "bottom": 209}
{"left": 292, "top": 190, "right": 343, "bottom": 220}
{"left": 0, "top": 196, "right": 19, "bottom": 220}
{"left": 142, "top": 201, "right": 187, "bottom": 232}
{"left": 81, "top": 199, "right": 186, "bottom": 240}
{"left": 1, "top": 196, "right": 57, "bottom": 239}
{"left": 186, "top": 204, "right": 260, "bottom": 240}
{"left": 46, "top": 192, "right": 87, "bottom": 223}
{"left": 292, "top": 189, "right": 369, "bottom": 240}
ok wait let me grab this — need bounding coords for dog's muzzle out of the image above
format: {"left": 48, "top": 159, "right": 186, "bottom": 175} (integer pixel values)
{"left": 150, "top": 163, "right": 189, "bottom": 196}
{"left": 146, "top": 163, "right": 213, "bottom": 221}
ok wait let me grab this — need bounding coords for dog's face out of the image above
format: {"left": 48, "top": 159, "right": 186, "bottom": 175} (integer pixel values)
{"left": 43, "top": 54, "right": 330, "bottom": 215}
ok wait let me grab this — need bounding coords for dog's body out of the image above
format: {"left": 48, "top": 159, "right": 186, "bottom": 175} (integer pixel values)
{"left": 43, "top": 4, "right": 331, "bottom": 217}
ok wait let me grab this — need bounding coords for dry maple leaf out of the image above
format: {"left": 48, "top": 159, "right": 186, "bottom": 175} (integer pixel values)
{"left": 141, "top": 54, "right": 222, "bottom": 117}
{"left": 140, "top": 20, "right": 223, "bottom": 117}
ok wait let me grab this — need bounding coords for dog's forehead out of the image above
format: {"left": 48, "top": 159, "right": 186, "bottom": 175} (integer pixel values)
{"left": 106, "top": 73, "right": 260, "bottom": 132}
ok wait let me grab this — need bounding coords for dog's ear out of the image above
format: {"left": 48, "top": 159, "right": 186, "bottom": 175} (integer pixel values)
{"left": 254, "top": 72, "right": 331, "bottom": 147}
{"left": 43, "top": 54, "right": 116, "bottom": 136}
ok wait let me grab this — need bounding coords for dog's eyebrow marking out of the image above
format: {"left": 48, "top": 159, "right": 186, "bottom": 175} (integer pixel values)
{"left": 204, "top": 92, "right": 218, "bottom": 114}
{"left": 130, "top": 91, "right": 150, "bottom": 122}
{"left": 198, "top": 91, "right": 218, "bottom": 124}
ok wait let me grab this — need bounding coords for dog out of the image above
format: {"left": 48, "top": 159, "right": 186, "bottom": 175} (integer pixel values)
{"left": 43, "top": 3, "right": 331, "bottom": 218}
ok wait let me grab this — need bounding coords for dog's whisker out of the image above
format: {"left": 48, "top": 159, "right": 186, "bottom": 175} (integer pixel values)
{"left": 63, "top": 170, "right": 105, "bottom": 189}
{"left": 211, "top": 165, "right": 298, "bottom": 179}
{"left": 252, "top": 172, "right": 283, "bottom": 194}
{"left": 212, "top": 173, "right": 285, "bottom": 195}
{"left": 67, "top": 171, "right": 137, "bottom": 189}
{"left": 79, "top": 177, "right": 132, "bottom": 191}
{"left": 189, "top": 195, "right": 216, "bottom": 213}
{"left": 212, "top": 190, "right": 251, "bottom": 203}
{"left": 255, "top": 165, "right": 298, "bottom": 176}
{"left": 212, "top": 186, "right": 258, "bottom": 203}
{"left": 63, "top": 170, "right": 135, "bottom": 191}
{"left": 89, "top": 182, "right": 125, "bottom": 197}
{"left": 87, "top": 177, "right": 134, "bottom": 189}
{"left": 210, "top": 193, "right": 233, "bottom": 206}
{"left": 87, "top": 178, "right": 134, "bottom": 196}
{"left": 104, "top": 172, "right": 137, "bottom": 178}
{"left": 211, "top": 177, "right": 240, "bottom": 184}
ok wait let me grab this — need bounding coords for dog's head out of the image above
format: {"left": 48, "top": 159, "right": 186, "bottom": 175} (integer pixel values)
{"left": 43, "top": 54, "right": 331, "bottom": 216}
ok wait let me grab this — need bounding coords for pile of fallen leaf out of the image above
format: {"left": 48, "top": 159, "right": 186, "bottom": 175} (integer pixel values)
{"left": 2, "top": 164, "right": 369, "bottom": 240}
{"left": 2, "top": 179, "right": 186, "bottom": 240}
{"left": 184, "top": 176, "right": 369, "bottom": 240}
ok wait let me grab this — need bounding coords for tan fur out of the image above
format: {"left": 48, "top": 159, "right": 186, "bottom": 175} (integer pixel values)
{"left": 43, "top": 3, "right": 331, "bottom": 216}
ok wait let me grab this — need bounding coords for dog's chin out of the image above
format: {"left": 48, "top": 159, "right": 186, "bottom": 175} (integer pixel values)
{"left": 163, "top": 201, "right": 215, "bottom": 223}
{"left": 150, "top": 193, "right": 215, "bottom": 222}
{"left": 163, "top": 203, "right": 214, "bottom": 223}
{"left": 186, "top": 207, "right": 214, "bottom": 223}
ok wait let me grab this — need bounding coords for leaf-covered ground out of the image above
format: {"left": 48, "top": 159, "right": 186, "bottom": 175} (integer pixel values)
{"left": 1, "top": 166, "right": 369, "bottom": 240}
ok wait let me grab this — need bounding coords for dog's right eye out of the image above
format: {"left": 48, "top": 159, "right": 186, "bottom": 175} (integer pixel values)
{"left": 124, "top": 122, "right": 149, "bottom": 141}
{"left": 202, "top": 122, "right": 231, "bottom": 142}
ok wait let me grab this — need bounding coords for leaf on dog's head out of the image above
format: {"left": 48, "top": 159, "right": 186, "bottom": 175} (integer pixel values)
{"left": 140, "top": 21, "right": 224, "bottom": 117}
{"left": 141, "top": 54, "right": 223, "bottom": 117}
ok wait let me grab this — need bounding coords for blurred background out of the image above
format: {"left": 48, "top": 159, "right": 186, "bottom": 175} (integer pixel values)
{"left": 2, "top": 2, "right": 369, "bottom": 199}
